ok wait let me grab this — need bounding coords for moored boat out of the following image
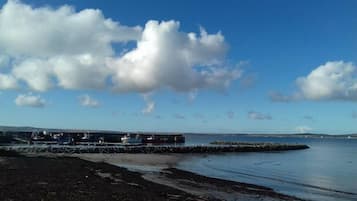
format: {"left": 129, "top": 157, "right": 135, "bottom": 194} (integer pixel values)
{"left": 121, "top": 134, "right": 142, "bottom": 144}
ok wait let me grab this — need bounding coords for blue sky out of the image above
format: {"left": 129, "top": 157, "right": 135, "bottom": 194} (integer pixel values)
{"left": 0, "top": 0, "right": 356, "bottom": 134}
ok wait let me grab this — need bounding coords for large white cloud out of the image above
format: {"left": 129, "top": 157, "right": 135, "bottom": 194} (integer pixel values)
{"left": 12, "top": 58, "right": 53, "bottom": 91}
{"left": 271, "top": 61, "right": 357, "bottom": 102}
{"left": 51, "top": 55, "right": 111, "bottom": 90}
{"left": 12, "top": 54, "right": 110, "bottom": 91}
{"left": 109, "top": 20, "right": 240, "bottom": 93}
{"left": 0, "top": 0, "right": 140, "bottom": 92}
{"left": 0, "top": 0, "right": 141, "bottom": 57}
{"left": 0, "top": 1, "right": 240, "bottom": 98}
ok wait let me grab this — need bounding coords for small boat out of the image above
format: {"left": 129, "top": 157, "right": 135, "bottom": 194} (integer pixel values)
{"left": 121, "top": 134, "right": 142, "bottom": 144}
{"left": 57, "top": 136, "right": 75, "bottom": 145}
{"left": 31, "top": 131, "right": 45, "bottom": 141}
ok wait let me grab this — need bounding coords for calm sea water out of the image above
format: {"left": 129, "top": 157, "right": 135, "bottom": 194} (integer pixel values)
{"left": 178, "top": 134, "right": 357, "bottom": 201}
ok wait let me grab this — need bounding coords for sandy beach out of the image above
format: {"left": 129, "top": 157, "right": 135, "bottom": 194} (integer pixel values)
{"left": 0, "top": 150, "right": 305, "bottom": 201}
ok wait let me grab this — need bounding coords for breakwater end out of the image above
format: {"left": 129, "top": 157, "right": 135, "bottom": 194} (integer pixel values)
{"left": 211, "top": 141, "right": 309, "bottom": 146}
{"left": 0, "top": 143, "right": 309, "bottom": 154}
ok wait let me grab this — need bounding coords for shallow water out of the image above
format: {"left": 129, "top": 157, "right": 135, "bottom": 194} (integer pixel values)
{"left": 178, "top": 134, "right": 357, "bottom": 201}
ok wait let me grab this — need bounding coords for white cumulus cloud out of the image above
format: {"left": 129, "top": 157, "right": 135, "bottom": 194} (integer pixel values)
{"left": 78, "top": 94, "right": 100, "bottom": 107}
{"left": 108, "top": 20, "right": 240, "bottom": 93}
{"left": 12, "top": 59, "right": 53, "bottom": 91}
{"left": 15, "top": 93, "right": 46, "bottom": 107}
{"left": 0, "top": 0, "right": 241, "bottom": 109}
{"left": 0, "top": 0, "right": 141, "bottom": 57}
{"left": 271, "top": 61, "right": 357, "bottom": 102}
{"left": 0, "top": 0, "right": 140, "bottom": 92}
{"left": 296, "top": 61, "right": 357, "bottom": 101}
{"left": 51, "top": 55, "right": 111, "bottom": 90}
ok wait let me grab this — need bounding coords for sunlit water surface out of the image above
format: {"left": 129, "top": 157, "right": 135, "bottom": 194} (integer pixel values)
{"left": 178, "top": 134, "right": 357, "bottom": 201}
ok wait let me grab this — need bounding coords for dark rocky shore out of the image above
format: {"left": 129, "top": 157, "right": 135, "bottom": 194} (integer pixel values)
{"left": 0, "top": 150, "right": 304, "bottom": 201}
{"left": 0, "top": 151, "right": 205, "bottom": 201}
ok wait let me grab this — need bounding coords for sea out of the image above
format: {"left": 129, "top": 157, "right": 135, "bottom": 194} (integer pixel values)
{"left": 178, "top": 134, "right": 357, "bottom": 201}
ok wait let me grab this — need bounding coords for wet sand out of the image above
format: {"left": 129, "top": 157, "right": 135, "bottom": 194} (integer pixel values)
{"left": 76, "top": 153, "right": 186, "bottom": 169}
{"left": 0, "top": 151, "right": 304, "bottom": 201}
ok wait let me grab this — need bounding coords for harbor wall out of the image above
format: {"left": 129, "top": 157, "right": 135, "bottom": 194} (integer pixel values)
{"left": 1, "top": 143, "right": 309, "bottom": 154}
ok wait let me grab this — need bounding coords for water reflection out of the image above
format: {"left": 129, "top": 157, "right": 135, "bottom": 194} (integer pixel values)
{"left": 179, "top": 135, "right": 357, "bottom": 201}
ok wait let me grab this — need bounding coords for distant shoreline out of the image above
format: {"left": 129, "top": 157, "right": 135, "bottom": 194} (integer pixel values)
{"left": 1, "top": 125, "right": 357, "bottom": 138}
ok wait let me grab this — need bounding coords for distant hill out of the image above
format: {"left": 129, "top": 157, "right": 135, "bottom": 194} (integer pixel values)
{"left": 0, "top": 125, "right": 120, "bottom": 133}
{"left": 185, "top": 132, "right": 357, "bottom": 139}
{"left": 0, "top": 125, "right": 37, "bottom": 132}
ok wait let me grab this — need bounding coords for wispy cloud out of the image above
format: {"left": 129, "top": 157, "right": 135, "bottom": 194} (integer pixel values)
{"left": 193, "top": 113, "right": 204, "bottom": 119}
{"left": 142, "top": 94, "right": 155, "bottom": 114}
{"left": 188, "top": 90, "right": 197, "bottom": 102}
{"left": 303, "top": 115, "right": 314, "bottom": 121}
{"left": 226, "top": 111, "right": 235, "bottom": 119}
{"left": 295, "top": 126, "right": 312, "bottom": 133}
{"left": 239, "top": 73, "right": 257, "bottom": 89}
{"left": 269, "top": 91, "right": 300, "bottom": 103}
{"left": 174, "top": 113, "right": 185, "bottom": 119}
{"left": 0, "top": 55, "right": 9, "bottom": 68}
{"left": 78, "top": 94, "right": 99, "bottom": 108}
{"left": 248, "top": 111, "right": 272, "bottom": 120}
{"left": 352, "top": 112, "right": 357, "bottom": 119}
{"left": 142, "top": 101, "right": 155, "bottom": 114}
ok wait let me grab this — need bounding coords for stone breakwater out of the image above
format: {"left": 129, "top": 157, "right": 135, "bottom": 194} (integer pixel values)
{"left": 210, "top": 141, "right": 307, "bottom": 146}
{"left": 0, "top": 143, "right": 309, "bottom": 154}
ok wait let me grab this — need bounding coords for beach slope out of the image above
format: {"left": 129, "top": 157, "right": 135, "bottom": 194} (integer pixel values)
{"left": 0, "top": 152, "right": 303, "bottom": 201}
